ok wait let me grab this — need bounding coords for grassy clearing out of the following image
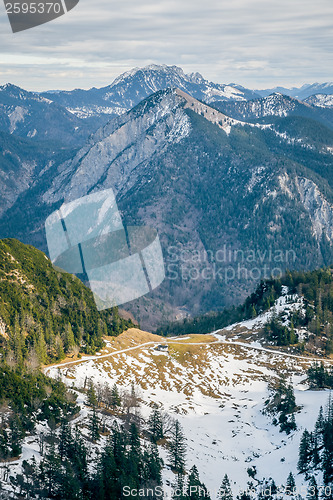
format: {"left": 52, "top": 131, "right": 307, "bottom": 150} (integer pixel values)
{"left": 89, "top": 337, "right": 302, "bottom": 398}
{"left": 170, "top": 334, "right": 218, "bottom": 343}
{"left": 54, "top": 329, "right": 326, "bottom": 402}
{"left": 102, "top": 328, "right": 162, "bottom": 351}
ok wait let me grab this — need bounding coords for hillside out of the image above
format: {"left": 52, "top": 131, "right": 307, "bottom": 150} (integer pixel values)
{"left": 40, "top": 328, "right": 333, "bottom": 497}
{"left": 0, "top": 279, "right": 331, "bottom": 497}
{"left": 0, "top": 238, "right": 133, "bottom": 365}
{"left": 0, "top": 129, "right": 77, "bottom": 222}
{"left": 160, "top": 268, "right": 333, "bottom": 358}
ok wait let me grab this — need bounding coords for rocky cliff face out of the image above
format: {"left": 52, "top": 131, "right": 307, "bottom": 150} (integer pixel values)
{"left": 295, "top": 176, "right": 333, "bottom": 241}
{"left": 43, "top": 88, "right": 248, "bottom": 206}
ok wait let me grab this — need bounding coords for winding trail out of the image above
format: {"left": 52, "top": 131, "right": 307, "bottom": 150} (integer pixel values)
{"left": 43, "top": 333, "right": 333, "bottom": 376}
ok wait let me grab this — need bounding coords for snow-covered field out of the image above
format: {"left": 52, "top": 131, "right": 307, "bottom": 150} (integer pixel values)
{"left": 43, "top": 325, "right": 332, "bottom": 497}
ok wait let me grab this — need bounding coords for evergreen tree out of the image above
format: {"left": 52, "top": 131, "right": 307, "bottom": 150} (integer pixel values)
{"left": 40, "top": 440, "right": 61, "bottom": 498}
{"left": 63, "top": 323, "right": 75, "bottom": 353}
{"left": 315, "top": 406, "right": 325, "bottom": 448}
{"left": 95, "top": 435, "right": 118, "bottom": 500}
{"left": 126, "top": 423, "right": 142, "bottom": 485}
{"left": 21, "top": 459, "right": 38, "bottom": 498}
{"left": 307, "top": 476, "right": 319, "bottom": 500}
{"left": 323, "top": 394, "right": 333, "bottom": 485}
{"left": 286, "top": 472, "right": 296, "bottom": 495}
{"left": 186, "top": 465, "right": 210, "bottom": 498}
{"left": 58, "top": 460, "right": 82, "bottom": 499}
{"left": 35, "top": 328, "right": 47, "bottom": 365}
{"left": 0, "top": 428, "right": 9, "bottom": 461}
{"left": 236, "top": 493, "right": 254, "bottom": 500}
{"left": 9, "top": 416, "right": 23, "bottom": 458}
{"left": 308, "top": 363, "right": 330, "bottom": 389}
{"left": 172, "top": 473, "right": 187, "bottom": 500}
{"left": 168, "top": 420, "right": 187, "bottom": 474}
{"left": 110, "top": 383, "right": 121, "bottom": 411}
{"left": 298, "top": 429, "right": 313, "bottom": 473}
{"left": 264, "top": 378, "right": 297, "bottom": 434}
{"left": 71, "top": 425, "right": 88, "bottom": 484}
{"left": 311, "top": 432, "right": 321, "bottom": 469}
{"left": 87, "top": 380, "right": 98, "bottom": 407}
{"left": 110, "top": 421, "right": 127, "bottom": 474}
{"left": 218, "top": 474, "right": 233, "bottom": 499}
{"left": 11, "top": 314, "right": 24, "bottom": 367}
{"left": 148, "top": 406, "right": 164, "bottom": 443}
{"left": 55, "top": 334, "right": 65, "bottom": 360}
{"left": 142, "top": 443, "right": 163, "bottom": 486}
{"left": 257, "top": 479, "right": 277, "bottom": 500}
{"left": 58, "top": 419, "right": 73, "bottom": 461}
{"left": 112, "top": 307, "right": 121, "bottom": 335}
{"left": 89, "top": 407, "right": 100, "bottom": 442}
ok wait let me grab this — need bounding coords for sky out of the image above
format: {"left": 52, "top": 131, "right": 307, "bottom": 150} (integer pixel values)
{"left": 0, "top": 0, "right": 332, "bottom": 91}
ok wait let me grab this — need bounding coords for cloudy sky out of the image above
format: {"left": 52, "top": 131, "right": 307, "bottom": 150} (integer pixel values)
{"left": 0, "top": 0, "right": 332, "bottom": 91}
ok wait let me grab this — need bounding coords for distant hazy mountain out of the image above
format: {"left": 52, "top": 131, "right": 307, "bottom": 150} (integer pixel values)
{"left": 2, "top": 87, "right": 333, "bottom": 328}
{"left": 257, "top": 82, "right": 333, "bottom": 101}
{"left": 40, "top": 64, "right": 260, "bottom": 119}
{"left": 293, "top": 83, "right": 333, "bottom": 100}
{"left": 0, "top": 83, "right": 104, "bottom": 147}
{"left": 2, "top": 67, "right": 333, "bottom": 146}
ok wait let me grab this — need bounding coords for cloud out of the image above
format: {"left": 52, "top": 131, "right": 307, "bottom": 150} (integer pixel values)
{"left": 0, "top": 0, "right": 332, "bottom": 90}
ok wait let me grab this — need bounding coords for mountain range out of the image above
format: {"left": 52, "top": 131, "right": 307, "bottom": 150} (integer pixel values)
{"left": 39, "top": 64, "right": 260, "bottom": 118}
{"left": 256, "top": 82, "right": 333, "bottom": 100}
{"left": 1, "top": 65, "right": 333, "bottom": 328}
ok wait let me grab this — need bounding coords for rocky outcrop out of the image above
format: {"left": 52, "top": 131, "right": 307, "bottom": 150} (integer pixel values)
{"left": 0, "top": 317, "right": 8, "bottom": 339}
{"left": 296, "top": 177, "right": 333, "bottom": 241}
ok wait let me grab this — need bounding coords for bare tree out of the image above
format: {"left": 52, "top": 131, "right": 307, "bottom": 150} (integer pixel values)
{"left": 121, "top": 384, "right": 142, "bottom": 428}
{"left": 161, "top": 412, "right": 176, "bottom": 437}
{"left": 25, "top": 348, "right": 40, "bottom": 373}
{"left": 103, "top": 383, "right": 112, "bottom": 408}
{"left": 5, "top": 350, "right": 16, "bottom": 370}
{"left": 95, "top": 382, "right": 104, "bottom": 407}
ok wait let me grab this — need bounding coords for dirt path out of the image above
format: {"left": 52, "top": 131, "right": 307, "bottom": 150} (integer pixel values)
{"left": 44, "top": 334, "right": 333, "bottom": 376}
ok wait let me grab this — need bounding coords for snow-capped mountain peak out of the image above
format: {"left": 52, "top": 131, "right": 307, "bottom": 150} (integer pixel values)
{"left": 36, "top": 64, "right": 260, "bottom": 120}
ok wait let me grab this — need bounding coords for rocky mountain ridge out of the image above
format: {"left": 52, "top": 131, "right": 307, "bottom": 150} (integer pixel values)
{"left": 212, "top": 93, "right": 333, "bottom": 129}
